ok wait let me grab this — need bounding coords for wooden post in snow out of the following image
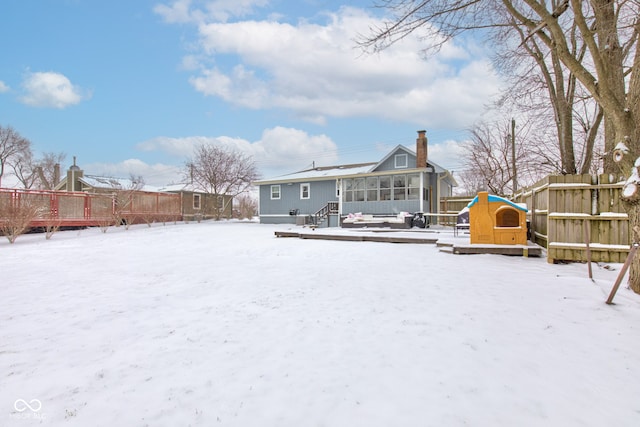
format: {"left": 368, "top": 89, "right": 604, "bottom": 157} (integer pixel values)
{"left": 606, "top": 243, "right": 639, "bottom": 304}
{"left": 584, "top": 220, "right": 592, "bottom": 280}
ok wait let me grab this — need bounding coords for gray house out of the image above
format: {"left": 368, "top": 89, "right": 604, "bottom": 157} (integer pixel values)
{"left": 254, "top": 130, "right": 457, "bottom": 227}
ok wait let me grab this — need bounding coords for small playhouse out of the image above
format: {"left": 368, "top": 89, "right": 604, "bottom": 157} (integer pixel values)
{"left": 467, "top": 192, "right": 528, "bottom": 245}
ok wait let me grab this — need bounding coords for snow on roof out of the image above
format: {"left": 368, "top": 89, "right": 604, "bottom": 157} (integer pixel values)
{"left": 81, "top": 175, "right": 159, "bottom": 192}
{"left": 467, "top": 194, "right": 528, "bottom": 212}
{"left": 157, "top": 183, "right": 203, "bottom": 193}
{"left": 255, "top": 163, "right": 377, "bottom": 184}
{"left": 254, "top": 144, "right": 455, "bottom": 185}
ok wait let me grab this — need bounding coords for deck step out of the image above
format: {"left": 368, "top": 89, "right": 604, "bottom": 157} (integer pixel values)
{"left": 436, "top": 242, "right": 454, "bottom": 248}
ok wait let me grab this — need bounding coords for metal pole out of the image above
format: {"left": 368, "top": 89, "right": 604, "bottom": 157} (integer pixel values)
{"left": 511, "top": 118, "right": 517, "bottom": 194}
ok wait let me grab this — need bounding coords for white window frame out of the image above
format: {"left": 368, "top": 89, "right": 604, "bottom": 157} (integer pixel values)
{"left": 395, "top": 153, "right": 408, "bottom": 168}
{"left": 300, "top": 183, "right": 310, "bottom": 199}
{"left": 193, "top": 194, "right": 201, "bottom": 210}
{"left": 271, "top": 185, "right": 281, "bottom": 200}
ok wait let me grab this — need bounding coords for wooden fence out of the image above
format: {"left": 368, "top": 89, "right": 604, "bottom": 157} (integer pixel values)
{"left": 442, "top": 175, "right": 630, "bottom": 263}
{"left": 512, "top": 174, "right": 629, "bottom": 263}
{"left": 0, "top": 188, "right": 182, "bottom": 228}
{"left": 439, "top": 196, "right": 474, "bottom": 225}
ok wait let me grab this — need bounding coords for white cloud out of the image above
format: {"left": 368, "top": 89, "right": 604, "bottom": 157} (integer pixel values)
{"left": 428, "top": 139, "right": 469, "bottom": 172}
{"left": 154, "top": 0, "right": 199, "bottom": 23}
{"left": 154, "top": 0, "right": 268, "bottom": 24}
{"left": 20, "top": 71, "right": 90, "bottom": 109}
{"left": 0, "top": 81, "right": 9, "bottom": 93}
{"left": 172, "top": 6, "right": 501, "bottom": 129}
{"left": 138, "top": 126, "right": 338, "bottom": 178}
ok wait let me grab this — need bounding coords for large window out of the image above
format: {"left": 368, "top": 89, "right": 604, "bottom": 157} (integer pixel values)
{"left": 393, "top": 175, "right": 406, "bottom": 200}
{"left": 379, "top": 176, "right": 391, "bottom": 200}
{"left": 271, "top": 185, "right": 281, "bottom": 200}
{"left": 343, "top": 174, "right": 422, "bottom": 202}
{"left": 300, "top": 183, "right": 310, "bottom": 199}
{"left": 354, "top": 178, "right": 365, "bottom": 201}
{"left": 408, "top": 174, "right": 420, "bottom": 200}
{"left": 345, "top": 179, "right": 353, "bottom": 202}
{"left": 366, "top": 177, "right": 378, "bottom": 201}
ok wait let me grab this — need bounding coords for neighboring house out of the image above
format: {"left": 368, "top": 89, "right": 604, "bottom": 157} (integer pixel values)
{"left": 54, "top": 158, "right": 154, "bottom": 193}
{"left": 254, "top": 130, "right": 457, "bottom": 227}
{"left": 54, "top": 159, "right": 232, "bottom": 221}
{"left": 157, "top": 183, "right": 233, "bottom": 221}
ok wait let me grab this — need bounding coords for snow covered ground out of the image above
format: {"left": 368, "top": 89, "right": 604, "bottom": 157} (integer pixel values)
{"left": 2, "top": 221, "right": 640, "bottom": 427}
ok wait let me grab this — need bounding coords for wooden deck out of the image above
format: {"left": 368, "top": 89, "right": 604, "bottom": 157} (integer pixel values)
{"left": 438, "top": 241, "right": 542, "bottom": 257}
{"left": 275, "top": 229, "right": 543, "bottom": 256}
{"left": 275, "top": 230, "right": 438, "bottom": 244}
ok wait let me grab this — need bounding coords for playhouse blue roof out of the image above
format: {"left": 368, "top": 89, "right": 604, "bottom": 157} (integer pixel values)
{"left": 467, "top": 194, "right": 528, "bottom": 212}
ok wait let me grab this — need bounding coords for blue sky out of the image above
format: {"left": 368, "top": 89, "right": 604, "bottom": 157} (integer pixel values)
{"left": 0, "top": 0, "right": 501, "bottom": 186}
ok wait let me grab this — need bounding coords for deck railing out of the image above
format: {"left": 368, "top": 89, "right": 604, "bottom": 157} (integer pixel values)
{"left": 0, "top": 188, "right": 182, "bottom": 227}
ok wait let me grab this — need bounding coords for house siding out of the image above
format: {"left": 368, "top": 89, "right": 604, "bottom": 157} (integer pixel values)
{"left": 374, "top": 148, "right": 417, "bottom": 172}
{"left": 175, "top": 191, "right": 233, "bottom": 220}
{"left": 255, "top": 142, "right": 456, "bottom": 227}
{"left": 343, "top": 200, "right": 422, "bottom": 215}
{"left": 259, "top": 180, "right": 337, "bottom": 224}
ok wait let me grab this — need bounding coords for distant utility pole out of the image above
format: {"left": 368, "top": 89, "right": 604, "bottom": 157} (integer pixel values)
{"left": 511, "top": 118, "right": 517, "bottom": 194}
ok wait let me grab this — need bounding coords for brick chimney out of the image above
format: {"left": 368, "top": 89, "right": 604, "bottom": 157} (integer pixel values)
{"left": 416, "top": 130, "right": 428, "bottom": 168}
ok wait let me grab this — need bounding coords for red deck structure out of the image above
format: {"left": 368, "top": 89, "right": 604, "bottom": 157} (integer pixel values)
{"left": 0, "top": 188, "right": 182, "bottom": 228}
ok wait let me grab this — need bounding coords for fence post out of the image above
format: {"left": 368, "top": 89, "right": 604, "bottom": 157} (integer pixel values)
{"left": 584, "top": 220, "right": 592, "bottom": 279}
{"left": 606, "top": 243, "right": 639, "bottom": 304}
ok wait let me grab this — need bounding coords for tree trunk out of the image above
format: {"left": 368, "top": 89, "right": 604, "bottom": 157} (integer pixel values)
{"left": 623, "top": 199, "right": 640, "bottom": 294}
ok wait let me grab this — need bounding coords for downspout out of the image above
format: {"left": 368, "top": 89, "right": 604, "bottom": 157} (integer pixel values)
{"left": 337, "top": 178, "right": 343, "bottom": 216}
{"left": 419, "top": 172, "right": 424, "bottom": 213}
{"left": 437, "top": 171, "right": 453, "bottom": 223}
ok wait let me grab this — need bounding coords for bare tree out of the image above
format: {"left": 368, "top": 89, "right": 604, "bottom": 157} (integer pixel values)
{"left": 361, "top": 0, "right": 640, "bottom": 292}
{"left": 113, "top": 174, "right": 146, "bottom": 229}
{"left": 494, "top": 18, "right": 604, "bottom": 175}
{"left": 35, "top": 152, "right": 66, "bottom": 190}
{"left": 0, "top": 192, "right": 42, "bottom": 243}
{"left": 11, "top": 149, "right": 38, "bottom": 189}
{"left": 235, "top": 194, "right": 258, "bottom": 219}
{"left": 463, "top": 118, "right": 550, "bottom": 196}
{"left": 186, "top": 144, "right": 260, "bottom": 220}
{"left": 0, "top": 125, "right": 32, "bottom": 188}
{"left": 10, "top": 151, "right": 66, "bottom": 190}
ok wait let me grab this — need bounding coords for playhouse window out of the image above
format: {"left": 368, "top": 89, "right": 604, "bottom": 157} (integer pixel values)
{"left": 271, "top": 185, "right": 281, "bottom": 200}
{"left": 496, "top": 208, "right": 519, "bottom": 227}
